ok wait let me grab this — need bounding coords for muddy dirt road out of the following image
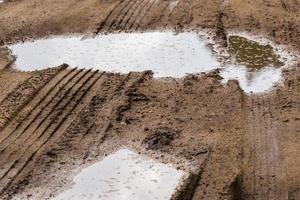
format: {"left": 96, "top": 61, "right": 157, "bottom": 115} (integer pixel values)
{"left": 0, "top": 0, "right": 299, "bottom": 199}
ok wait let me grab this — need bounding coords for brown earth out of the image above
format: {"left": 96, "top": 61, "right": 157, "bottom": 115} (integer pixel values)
{"left": 0, "top": 0, "right": 299, "bottom": 199}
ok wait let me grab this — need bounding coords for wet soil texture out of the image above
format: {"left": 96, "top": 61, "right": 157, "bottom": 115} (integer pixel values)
{"left": 0, "top": 0, "right": 299, "bottom": 200}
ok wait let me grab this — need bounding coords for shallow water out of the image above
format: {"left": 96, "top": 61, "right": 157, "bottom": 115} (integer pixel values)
{"left": 227, "top": 35, "right": 284, "bottom": 69}
{"left": 52, "top": 149, "right": 184, "bottom": 200}
{"left": 221, "top": 35, "right": 287, "bottom": 93}
{"left": 7, "top": 32, "right": 290, "bottom": 94}
{"left": 220, "top": 64, "right": 282, "bottom": 94}
{"left": 9, "top": 32, "right": 219, "bottom": 78}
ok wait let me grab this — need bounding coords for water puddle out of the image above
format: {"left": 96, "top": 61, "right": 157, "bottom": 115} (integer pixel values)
{"left": 8, "top": 32, "right": 219, "bottom": 78}
{"left": 51, "top": 149, "right": 185, "bottom": 200}
{"left": 227, "top": 35, "right": 284, "bottom": 69}
{"left": 220, "top": 65, "right": 282, "bottom": 94}
{"left": 221, "top": 35, "right": 290, "bottom": 93}
{"left": 5, "top": 31, "right": 293, "bottom": 94}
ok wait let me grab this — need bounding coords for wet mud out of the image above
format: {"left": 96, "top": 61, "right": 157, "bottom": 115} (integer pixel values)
{"left": 0, "top": 0, "right": 299, "bottom": 200}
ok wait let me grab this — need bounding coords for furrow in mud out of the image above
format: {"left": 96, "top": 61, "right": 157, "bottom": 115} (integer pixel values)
{"left": 100, "top": 0, "right": 132, "bottom": 32}
{"left": 77, "top": 71, "right": 148, "bottom": 154}
{"left": 243, "top": 94, "right": 285, "bottom": 200}
{"left": 47, "top": 73, "right": 132, "bottom": 161}
{"left": 0, "top": 71, "right": 90, "bottom": 180}
{"left": 79, "top": 74, "right": 131, "bottom": 143}
{"left": 0, "top": 67, "right": 76, "bottom": 145}
{"left": 0, "top": 70, "right": 104, "bottom": 194}
{"left": 0, "top": 68, "right": 83, "bottom": 155}
{"left": 0, "top": 69, "right": 93, "bottom": 171}
{"left": 0, "top": 72, "right": 150, "bottom": 198}
{"left": 94, "top": 0, "right": 124, "bottom": 34}
{"left": 122, "top": 0, "right": 149, "bottom": 30}
{"left": 109, "top": 0, "right": 138, "bottom": 31}
{"left": 131, "top": 0, "right": 158, "bottom": 31}
{"left": 118, "top": 0, "right": 146, "bottom": 31}
{"left": 0, "top": 66, "right": 66, "bottom": 130}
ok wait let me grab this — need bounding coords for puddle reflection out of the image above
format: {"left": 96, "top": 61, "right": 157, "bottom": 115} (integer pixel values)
{"left": 52, "top": 149, "right": 184, "bottom": 200}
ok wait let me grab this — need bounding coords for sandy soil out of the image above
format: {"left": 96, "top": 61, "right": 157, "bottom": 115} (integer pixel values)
{"left": 0, "top": 0, "right": 299, "bottom": 199}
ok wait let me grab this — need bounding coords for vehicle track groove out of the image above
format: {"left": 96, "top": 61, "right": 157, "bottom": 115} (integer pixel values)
{"left": 0, "top": 70, "right": 104, "bottom": 194}
{"left": 0, "top": 69, "right": 84, "bottom": 156}
{"left": 243, "top": 94, "right": 284, "bottom": 200}
{"left": 122, "top": 0, "right": 149, "bottom": 30}
{"left": 0, "top": 69, "right": 92, "bottom": 166}
{"left": 130, "top": 0, "right": 158, "bottom": 30}
{"left": 103, "top": 0, "right": 132, "bottom": 32}
{"left": 109, "top": 0, "right": 138, "bottom": 31}
{"left": 94, "top": 0, "right": 124, "bottom": 34}
{"left": 0, "top": 67, "right": 76, "bottom": 145}
{"left": 0, "top": 69, "right": 89, "bottom": 173}
{"left": 0, "top": 66, "right": 66, "bottom": 130}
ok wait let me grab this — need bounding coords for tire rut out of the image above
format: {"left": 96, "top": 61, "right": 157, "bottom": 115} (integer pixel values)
{"left": 0, "top": 68, "right": 83, "bottom": 155}
{"left": 119, "top": 0, "right": 147, "bottom": 31}
{"left": 0, "top": 67, "right": 77, "bottom": 145}
{"left": 97, "top": 0, "right": 132, "bottom": 32}
{"left": 124, "top": 0, "right": 151, "bottom": 30}
{"left": 95, "top": 0, "right": 160, "bottom": 33}
{"left": 109, "top": 0, "right": 138, "bottom": 31}
{"left": 132, "top": 0, "right": 159, "bottom": 31}
{"left": 0, "top": 66, "right": 66, "bottom": 130}
{"left": 0, "top": 71, "right": 150, "bottom": 198}
{"left": 0, "top": 69, "right": 104, "bottom": 194}
{"left": 243, "top": 94, "right": 285, "bottom": 200}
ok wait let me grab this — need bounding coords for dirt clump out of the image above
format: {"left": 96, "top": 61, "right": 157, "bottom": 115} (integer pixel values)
{"left": 142, "top": 127, "right": 179, "bottom": 150}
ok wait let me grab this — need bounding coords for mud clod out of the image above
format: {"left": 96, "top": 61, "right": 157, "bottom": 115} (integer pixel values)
{"left": 142, "top": 127, "right": 179, "bottom": 150}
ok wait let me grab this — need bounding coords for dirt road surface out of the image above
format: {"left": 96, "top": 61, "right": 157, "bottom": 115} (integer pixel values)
{"left": 0, "top": 0, "right": 299, "bottom": 199}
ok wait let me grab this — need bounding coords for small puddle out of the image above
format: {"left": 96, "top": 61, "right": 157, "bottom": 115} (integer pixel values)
{"left": 52, "top": 149, "right": 185, "bottom": 200}
{"left": 221, "top": 35, "right": 290, "bottom": 93}
{"left": 227, "top": 35, "right": 284, "bottom": 69}
{"left": 8, "top": 32, "right": 219, "bottom": 78}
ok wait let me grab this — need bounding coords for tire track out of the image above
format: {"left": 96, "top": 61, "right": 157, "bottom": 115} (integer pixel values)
{"left": 0, "top": 66, "right": 66, "bottom": 130}
{"left": 0, "top": 68, "right": 83, "bottom": 155}
{"left": 243, "top": 94, "right": 283, "bottom": 200}
{"left": 0, "top": 67, "right": 76, "bottom": 145}
{"left": 78, "top": 74, "right": 131, "bottom": 143}
{"left": 81, "top": 72, "right": 149, "bottom": 157}
{"left": 123, "top": 0, "right": 149, "bottom": 30}
{"left": 130, "top": 0, "right": 158, "bottom": 30}
{"left": 119, "top": 0, "right": 147, "bottom": 30}
{"left": 98, "top": 0, "right": 132, "bottom": 32}
{"left": 0, "top": 69, "right": 91, "bottom": 168}
{"left": 109, "top": 0, "right": 138, "bottom": 31}
{"left": 0, "top": 70, "right": 104, "bottom": 194}
{"left": 1, "top": 72, "right": 149, "bottom": 199}
{"left": 96, "top": 72, "right": 149, "bottom": 145}
{"left": 94, "top": 0, "right": 125, "bottom": 34}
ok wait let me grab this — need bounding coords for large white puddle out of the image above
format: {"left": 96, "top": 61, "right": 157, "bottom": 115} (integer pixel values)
{"left": 6, "top": 31, "right": 293, "bottom": 93}
{"left": 51, "top": 149, "right": 184, "bottom": 200}
{"left": 9, "top": 32, "right": 219, "bottom": 78}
